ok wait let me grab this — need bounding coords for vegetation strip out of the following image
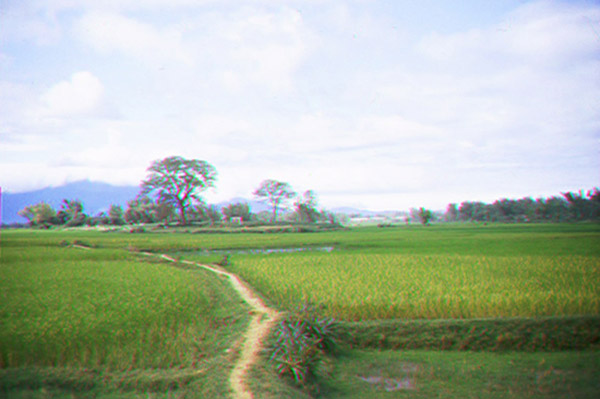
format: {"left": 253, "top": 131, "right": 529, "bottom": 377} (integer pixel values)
{"left": 339, "top": 316, "right": 600, "bottom": 351}
{"left": 144, "top": 252, "right": 280, "bottom": 399}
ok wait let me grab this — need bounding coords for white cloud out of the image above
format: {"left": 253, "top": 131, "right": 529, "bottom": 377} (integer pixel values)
{"left": 1, "top": 0, "right": 599, "bottom": 210}
{"left": 0, "top": 81, "right": 36, "bottom": 136}
{"left": 278, "top": 113, "right": 441, "bottom": 155}
{"left": 0, "top": 162, "right": 60, "bottom": 193}
{"left": 418, "top": 0, "right": 600, "bottom": 69}
{"left": 74, "top": 6, "right": 314, "bottom": 93}
{"left": 381, "top": 1, "right": 600, "bottom": 165}
{"left": 55, "top": 129, "right": 131, "bottom": 167}
{"left": 40, "top": 71, "right": 106, "bottom": 118}
{"left": 0, "top": 2, "right": 63, "bottom": 45}
{"left": 213, "top": 7, "right": 315, "bottom": 93}
{"left": 39, "top": 0, "right": 224, "bottom": 13}
{"left": 503, "top": 1, "right": 600, "bottom": 64}
{"left": 75, "top": 11, "right": 192, "bottom": 65}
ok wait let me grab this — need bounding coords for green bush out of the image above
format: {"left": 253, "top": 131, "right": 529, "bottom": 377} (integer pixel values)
{"left": 72, "top": 239, "right": 94, "bottom": 248}
{"left": 269, "top": 302, "right": 339, "bottom": 391}
{"left": 216, "top": 254, "right": 230, "bottom": 267}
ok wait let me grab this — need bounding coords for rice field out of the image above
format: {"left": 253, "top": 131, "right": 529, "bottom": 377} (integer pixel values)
{"left": 1, "top": 224, "right": 598, "bottom": 398}
{"left": 225, "top": 252, "right": 600, "bottom": 320}
{"left": 0, "top": 234, "right": 249, "bottom": 371}
{"left": 2, "top": 224, "right": 599, "bottom": 364}
{"left": 5, "top": 223, "right": 599, "bottom": 256}
{"left": 216, "top": 224, "right": 600, "bottom": 321}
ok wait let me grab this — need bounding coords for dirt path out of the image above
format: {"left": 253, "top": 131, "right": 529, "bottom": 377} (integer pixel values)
{"left": 153, "top": 254, "right": 280, "bottom": 399}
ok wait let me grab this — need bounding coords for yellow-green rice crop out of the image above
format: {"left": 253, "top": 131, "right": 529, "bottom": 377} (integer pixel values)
{"left": 227, "top": 253, "right": 600, "bottom": 321}
{"left": 0, "top": 235, "right": 249, "bottom": 370}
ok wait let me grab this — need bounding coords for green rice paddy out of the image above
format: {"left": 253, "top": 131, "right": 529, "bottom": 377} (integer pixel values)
{"left": 1, "top": 223, "right": 599, "bottom": 398}
{"left": 226, "top": 252, "right": 600, "bottom": 320}
{"left": 0, "top": 231, "right": 250, "bottom": 397}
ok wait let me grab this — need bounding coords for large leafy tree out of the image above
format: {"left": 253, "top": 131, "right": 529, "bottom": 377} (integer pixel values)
{"left": 108, "top": 204, "right": 126, "bottom": 226}
{"left": 59, "top": 199, "right": 87, "bottom": 227}
{"left": 125, "top": 195, "right": 156, "bottom": 224}
{"left": 295, "top": 190, "right": 320, "bottom": 223}
{"left": 18, "top": 202, "right": 57, "bottom": 227}
{"left": 444, "top": 203, "right": 459, "bottom": 222}
{"left": 562, "top": 190, "right": 598, "bottom": 221}
{"left": 417, "top": 207, "right": 433, "bottom": 225}
{"left": 254, "top": 179, "right": 296, "bottom": 223}
{"left": 141, "top": 156, "right": 217, "bottom": 225}
{"left": 192, "top": 203, "right": 222, "bottom": 226}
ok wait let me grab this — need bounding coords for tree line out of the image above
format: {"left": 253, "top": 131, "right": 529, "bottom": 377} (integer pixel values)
{"left": 17, "top": 156, "right": 336, "bottom": 228}
{"left": 16, "top": 155, "right": 600, "bottom": 227}
{"left": 435, "top": 189, "right": 600, "bottom": 224}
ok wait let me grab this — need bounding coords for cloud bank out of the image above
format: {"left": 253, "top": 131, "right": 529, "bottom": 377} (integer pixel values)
{"left": 1, "top": 0, "right": 598, "bottom": 210}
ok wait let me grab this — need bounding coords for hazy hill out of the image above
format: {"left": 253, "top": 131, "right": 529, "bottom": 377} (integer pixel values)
{"left": 1, "top": 181, "right": 375, "bottom": 225}
{"left": 1, "top": 181, "right": 139, "bottom": 224}
{"left": 1, "top": 182, "right": 285, "bottom": 224}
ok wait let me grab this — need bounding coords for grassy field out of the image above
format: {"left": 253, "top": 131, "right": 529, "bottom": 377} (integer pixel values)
{"left": 224, "top": 252, "right": 599, "bottom": 320}
{"left": 1, "top": 223, "right": 599, "bottom": 398}
{"left": 190, "top": 224, "right": 600, "bottom": 321}
{"left": 8, "top": 223, "right": 599, "bottom": 256}
{"left": 324, "top": 349, "right": 600, "bottom": 399}
{"left": 0, "top": 231, "right": 250, "bottom": 398}
{"left": 249, "top": 349, "right": 600, "bottom": 399}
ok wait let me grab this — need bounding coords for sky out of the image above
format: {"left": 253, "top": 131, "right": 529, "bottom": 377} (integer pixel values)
{"left": 1, "top": 0, "right": 599, "bottom": 211}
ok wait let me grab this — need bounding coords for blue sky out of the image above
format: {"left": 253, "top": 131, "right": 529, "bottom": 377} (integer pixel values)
{"left": 1, "top": 0, "right": 599, "bottom": 210}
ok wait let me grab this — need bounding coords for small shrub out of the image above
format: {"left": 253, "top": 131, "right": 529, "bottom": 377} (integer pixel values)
{"left": 216, "top": 255, "right": 230, "bottom": 267}
{"left": 271, "top": 319, "right": 320, "bottom": 386}
{"left": 126, "top": 244, "right": 140, "bottom": 253}
{"left": 291, "top": 302, "right": 339, "bottom": 354}
{"left": 377, "top": 223, "right": 394, "bottom": 228}
{"left": 73, "top": 239, "right": 93, "bottom": 248}
{"left": 269, "top": 302, "right": 339, "bottom": 391}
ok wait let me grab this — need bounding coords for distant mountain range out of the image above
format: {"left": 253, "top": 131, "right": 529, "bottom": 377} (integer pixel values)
{"left": 1, "top": 181, "right": 140, "bottom": 225}
{"left": 0, "top": 180, "right": 390, "bottom": 225}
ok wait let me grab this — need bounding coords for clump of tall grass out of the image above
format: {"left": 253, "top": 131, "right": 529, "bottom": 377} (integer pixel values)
{"left": 270, "top": 302, "right": 338, "bottom": 392}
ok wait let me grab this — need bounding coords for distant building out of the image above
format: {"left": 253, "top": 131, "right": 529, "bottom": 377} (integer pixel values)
{"left": 229, "top": 216, "right": 243, "bottom": 225}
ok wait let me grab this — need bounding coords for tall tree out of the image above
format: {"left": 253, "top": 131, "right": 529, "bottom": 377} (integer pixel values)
{"left": 459, "top": 201, "right": 488, "bottom": 222}
{"left": 141, "top": 156, "right": 217, "bottom": 225}
{"left": 125, "top": 195, "right": 156, "bottom": 224}
{"left": 562, "top": 190, "right": 599, "bottom": 221}
{"left": 154, "top": 200, "right": 176, "bottom": 224}
{"left": 18, "top": 202, "right": 56, "bottom": 227}
{"left": 416, "top": 207, "right": 433, "bottom": 225}
{"left": 59, "top": 199, "right": 87, "bottom": 227}
{"left": 253, "top": 179, "right": 296, "bottom": 223}
{"left": 535, "top": 196, "right": 569, "bottom": 222}
{"left": 444, "top": 203, "right": 459, "bottom": 222}
{"left": 192, "top": 203, "right": 222, "bottom": 225}
{"left": 295, "top": 190, "right": 320, "bottom": 223}
{"left": 108, "top": 204, "right": 125, "bottom": 226}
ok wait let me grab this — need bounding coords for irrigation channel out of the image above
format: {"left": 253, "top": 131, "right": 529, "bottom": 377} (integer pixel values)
{"left": 141, "top": 251, "right": 280, "bottom": 399}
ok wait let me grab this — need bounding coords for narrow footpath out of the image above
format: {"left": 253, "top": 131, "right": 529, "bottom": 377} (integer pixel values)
{"left": 154, "top": 254, "right": 280, "bottom": 399}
